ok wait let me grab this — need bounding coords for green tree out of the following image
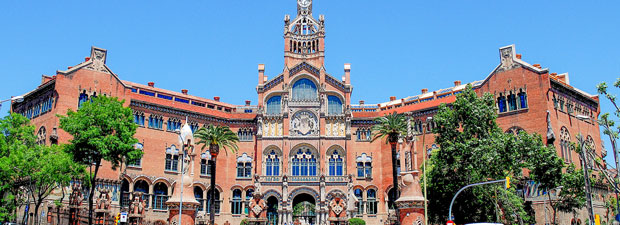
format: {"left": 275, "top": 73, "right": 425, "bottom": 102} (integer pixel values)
{"left": 58, "top": 96, "right": 140, "bottom": 225}
{"left": 14, "top": 144, "right": 83, "bottom": 225}
{"left": 0, "top": 113, "right": 36, "bottom": 222}
{"left": 371, "top": 112, "right": 407, "bottom": 224}
{"left": 194, "top": 124, "right": 239, "bottom": 225}
{"left": 426, "top": 85, "right": 566, "bottom": 224}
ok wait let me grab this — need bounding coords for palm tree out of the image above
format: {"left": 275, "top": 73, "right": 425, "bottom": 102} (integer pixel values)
{"left": 371, "top": 112, "right": 407, "bottom": 225}
{"left": 195, "top": 124, "right": 239, "bottom": 225}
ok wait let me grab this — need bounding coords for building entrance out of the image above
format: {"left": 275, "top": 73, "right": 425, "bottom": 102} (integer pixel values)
{"left": 292, "top": 194, "right": 316, "bottom": 225}
{"left": 267, "top": 196, "right": 279, "bottom": 225}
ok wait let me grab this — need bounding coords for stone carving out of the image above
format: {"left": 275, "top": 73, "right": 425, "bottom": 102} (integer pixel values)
{"left": 96, "top": 188, "right": 111, "bottom": 210}
{"left": 347, "top": 175, "right": 357, "bottom": 211}
{"left": 86, "top": 47, "right": 110, "bottom": 73}
{"left": 257, "top": 116, "right": 263, "bottom": 136}
{"left": 69, "top": 183, "right": 83, "bottom": 207}
{"left": 248, "top": 193, "right": 267, "bottom": 219}
{"left": 291, "top": 111, "right": 318, "bottom": 136}
{"left": 546, "top": 110, "right": 556, "bottom": 144}
{"left": 497, "top": 45, "right": 521, "bottom": 72}
{"left": 129, "top": 193, "right": 147, "bottom": 215}
{"left": 329, "top": 198, "right": 346, "bottom": 217}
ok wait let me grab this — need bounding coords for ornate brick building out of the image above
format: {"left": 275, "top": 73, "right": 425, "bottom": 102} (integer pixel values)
{"left": 12, "top": 0, "right": 607, "bottom": 224}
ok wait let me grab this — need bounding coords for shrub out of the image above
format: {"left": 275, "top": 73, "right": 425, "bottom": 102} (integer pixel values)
{"left": 348, "top": 218, "right": 366, "bottom": 225}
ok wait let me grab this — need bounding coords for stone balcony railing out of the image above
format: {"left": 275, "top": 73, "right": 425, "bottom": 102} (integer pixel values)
{"left": 259, "top": 175, "right": 349, "bottom": 185}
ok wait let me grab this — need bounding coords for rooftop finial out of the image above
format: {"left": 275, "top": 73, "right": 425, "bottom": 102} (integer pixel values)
{"left": 297, "top": 0, "right": 312, "bottom": 15}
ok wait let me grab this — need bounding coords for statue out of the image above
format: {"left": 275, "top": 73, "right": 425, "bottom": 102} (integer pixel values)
{"left": 69, "top": 183, "right": 83, "bottom": 207}
{"left": 248, "top": 193, "right": 267, "bottom": 218}
{"left": 328, "top": 197, "right": 346, "bottom": 218}
{"left": 257, "top": 116, "right": 263, "bottom": 136}
{"left": 130, "top": 193, "right": 146, "bottom": 215}
{"left": 347, "top": 175, "right": 357, "bottom": 211}
{"left": 96, "top": 188, "right": 111, "bottom": 210}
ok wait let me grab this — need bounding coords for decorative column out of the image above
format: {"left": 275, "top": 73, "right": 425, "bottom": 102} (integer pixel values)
{"left": 395, "top": 171, "right": 425, "bottom": 225}
{"left": 166, "top": 122, "right": 200, "bottom": 225}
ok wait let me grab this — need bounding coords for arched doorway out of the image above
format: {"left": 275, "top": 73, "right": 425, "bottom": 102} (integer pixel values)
{"left": 120, "top": 179, "right": 130, "bottom": 207}
{"left": 266, "top": 196, "right": 278, "bottom": 225}
{"left": 293, "top": 193, "right": 316, "bottom": 225}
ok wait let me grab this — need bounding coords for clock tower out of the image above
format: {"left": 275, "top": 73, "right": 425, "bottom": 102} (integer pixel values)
{"left": 284, "top": 0, "right": 325, "bottom": 68}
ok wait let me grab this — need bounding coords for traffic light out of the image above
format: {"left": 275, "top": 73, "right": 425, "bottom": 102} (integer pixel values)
{"left": 114, "top": 213, "right": 120, "bottom": 225}
{"left": 505, "top": 176, "right": 510, "bottom": 189}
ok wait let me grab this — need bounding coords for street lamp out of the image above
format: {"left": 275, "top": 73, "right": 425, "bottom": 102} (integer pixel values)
{"left": 575, "top": 115, "right": 595, "bottom": 225}
{"left": 421, "top": 116, "right": 432, "bottom": 225}
{"left": 175, "top": 122, "right": 194, "bottom": 225}
{"left": 0, "top": 96, "right": 25, "bottom": 110}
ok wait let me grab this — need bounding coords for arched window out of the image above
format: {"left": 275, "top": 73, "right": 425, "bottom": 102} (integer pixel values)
{"left": 291, "top": 148, "right": 317, "bottom": 176}
{"left": 291, "top": 78, "right": 318, "bottom": 101}
{"left": 36, "top": 126, "right": 46, "bottom": 145}
{"left": 507, "top": 92, "right": 517, "bottom": 111}
{"left": 356, "top": 153, "right": 372, "bottom": 178}
{"left": 387, "top": 188, "right": 398, "bottom": 210}
{"left": 128, "top": 143, "right": 143, "bottom": 167}
{"left": 231, "top": 189, "right": 243, "bottom": 214}
{"left": 244, "top": 189, "right": 254, "bottom": 215}
{"left": 265, "top": 150, "right": 280, "bottom": 176}
{"left": 366, "top": 189, "right": 377, "bottom": 215}
{"left": 207, "top": 188, "right": 221, "bottom": 214}
{"left": 200, "top": 153, "right": 212, "bottom": 176}
{"left": 134, "top": 111, "right": 145, "bottom": 126}
{"left": 328, "top": 150, "right": 344, "bottom": 176}
{"left": 165, "top": 145, "right": 180, "bottom": 172}
{"left": 266, "top": 96, "right": 282, "bottom": 115}
{"left": 134, "top": 180, "right": 150, "bottom": 208}
{"left": 560, "top": 127, "right": 572, "bottom": 162}
{"left": 153, "top": 182, "right": 168, "bottom": 210}
{"left": 497, "top": 95, "right": 507, "bottom": 113}
{"left": 194, "top": 186, "right": 205, "bottom": 211}
{"left": 237, "top": 154, "right": 252, "bottom": 178}
{"left": 328, "top": 96, "right": 343, "bottom": 115}
{"left": 120, "top": 179, "right": 130, "bottom": 207}
{"left": 78, "top": 91, "right": 89, "bottom": 108}
{"left": 518, "top": 89, "right": 528, "bottom": 109}
{"left": 354, "top": 188, "right": 363, "bottom": 216}
{"left": 167, "top": 118, "right": 181, "bottom": 132}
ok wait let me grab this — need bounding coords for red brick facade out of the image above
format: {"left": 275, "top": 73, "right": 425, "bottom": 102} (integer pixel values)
{"left": 12, "top": 1, "right": 606, "bottom": 225}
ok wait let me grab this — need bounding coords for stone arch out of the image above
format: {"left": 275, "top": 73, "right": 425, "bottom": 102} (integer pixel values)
{"left": 133, "top": 176, "right": 152, "bottom": 186}
{"left": 364, "top": 185, "right": 379, "bottom": 191}
{"left": 263, "top": 189, "right": 282, "bottom": 202}
{"left": 262, "top": 91, "right": 287, "bottom": 106}
{"left": 290, "top": 143, "right": 319, "bottom": 156}
{"left": 192, "top": 181, "right": 208, "bottom": 191}
{"left": 288, "top": 187, "right": 320, "bottom": 203}
{"left": 207, "top": 185, "right": 223, "bottom": 193}
{"left": 326, "top": 189, "right": 347, "bottom": 201}
{"left": 326, "top": 144, "right": 345, "bottom": 155}
{"left": 120, "top": 174, "right": 133, "bottom": 184}
{"left": 152, "top": 178, "right": 171, "bottom": 187}
{"left": 230, "top": 185, "right": 244, "bottom": 191}
{"left": 289, "top": 75, "right": 320, "bottom": 101}
{"left": 244, "top": 185, "right": 255, "bottom": 192}
{"left": 263, "top": 145, "right": 283, "bottom": 155}
{"left": 505, "top": 126, "right": 524, "bottom": 135}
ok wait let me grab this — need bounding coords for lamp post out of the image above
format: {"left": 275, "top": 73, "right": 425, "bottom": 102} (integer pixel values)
{"left": 175, "top": 121, "right": 195, "bottom": 225}
{"left": 421, "top": 116, "right": 432, "bottom": 225}
{"left": 576, "top": 115, "right": 595, "bottom": 225}
{"left": 0, "top": 96, "right": 25, "bottom": 110}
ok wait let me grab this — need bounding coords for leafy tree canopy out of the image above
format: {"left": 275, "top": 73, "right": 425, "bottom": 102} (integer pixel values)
{"left": 426, "top": 85, "right": 567, "bottom": 224}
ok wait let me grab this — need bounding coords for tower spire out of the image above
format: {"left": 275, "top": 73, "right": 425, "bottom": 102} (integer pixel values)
{"left": 297, "top": 0, "right": 312, "bottom": 15}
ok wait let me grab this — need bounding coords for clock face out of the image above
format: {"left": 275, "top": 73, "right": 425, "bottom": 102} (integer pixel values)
{"left": 298, "top": 0, "right": 311, "bottom": 8}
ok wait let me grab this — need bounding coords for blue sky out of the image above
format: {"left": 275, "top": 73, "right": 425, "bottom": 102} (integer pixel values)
{"left": 0, "top": 1, "right": 619, "bottom": 164}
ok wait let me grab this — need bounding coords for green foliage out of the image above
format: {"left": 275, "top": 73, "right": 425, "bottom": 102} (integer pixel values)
{"left": 425, "top": 85, "right": 565, "bottom": 224}
{"left": 554, "top": 164, "right": 586, "bottom": 214}
{"left": 58, "top": 95, "right": 139, "bottom": 225}
{"left": 239, "top": 219, "right": 248, "bottom": 225}
{"left": 58, "top": 96, "right": 140, "bottom": 169}
{"left": 371, "top": 112, "right": 407, "bottom": 144}
{"left": 0, "top": 113, "right": 37, "bottom": 221}
{"left": 194, "top": 124, "right": 239, "bottom": 156}
{"left": 292, "top": 202, "right": 315, "bottom": 216}
{"left": 348, "top": 218, "right": 366, "bottom": 225}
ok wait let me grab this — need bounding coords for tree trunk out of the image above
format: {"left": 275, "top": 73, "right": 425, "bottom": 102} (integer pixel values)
{"left": 549, "top": 194, "right": 556, "bottom": 225}
{"left": 58, "top": 188, "right": 65, "bottom": 225}
{"left": 209, "top": 158, "right": 217, "bottom": 225}
{"left": 390, "top": 141, "right": 400, "bottom": 225}
{"left": 88, "top": 159, "right": 101, "bottom": 225}
{"left": 34, "top": 198, "right": 42, "bottom": 225}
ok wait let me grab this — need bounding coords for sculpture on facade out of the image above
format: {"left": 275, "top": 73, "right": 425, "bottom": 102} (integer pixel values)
{"left": 96, "top": 188, "right": 111, "bottom": 210}
{"left": 129, "top": 193, "right": 147, "bottom": 215}
{"left": 328, "top": 197, "right": 346, "bottom": 218}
